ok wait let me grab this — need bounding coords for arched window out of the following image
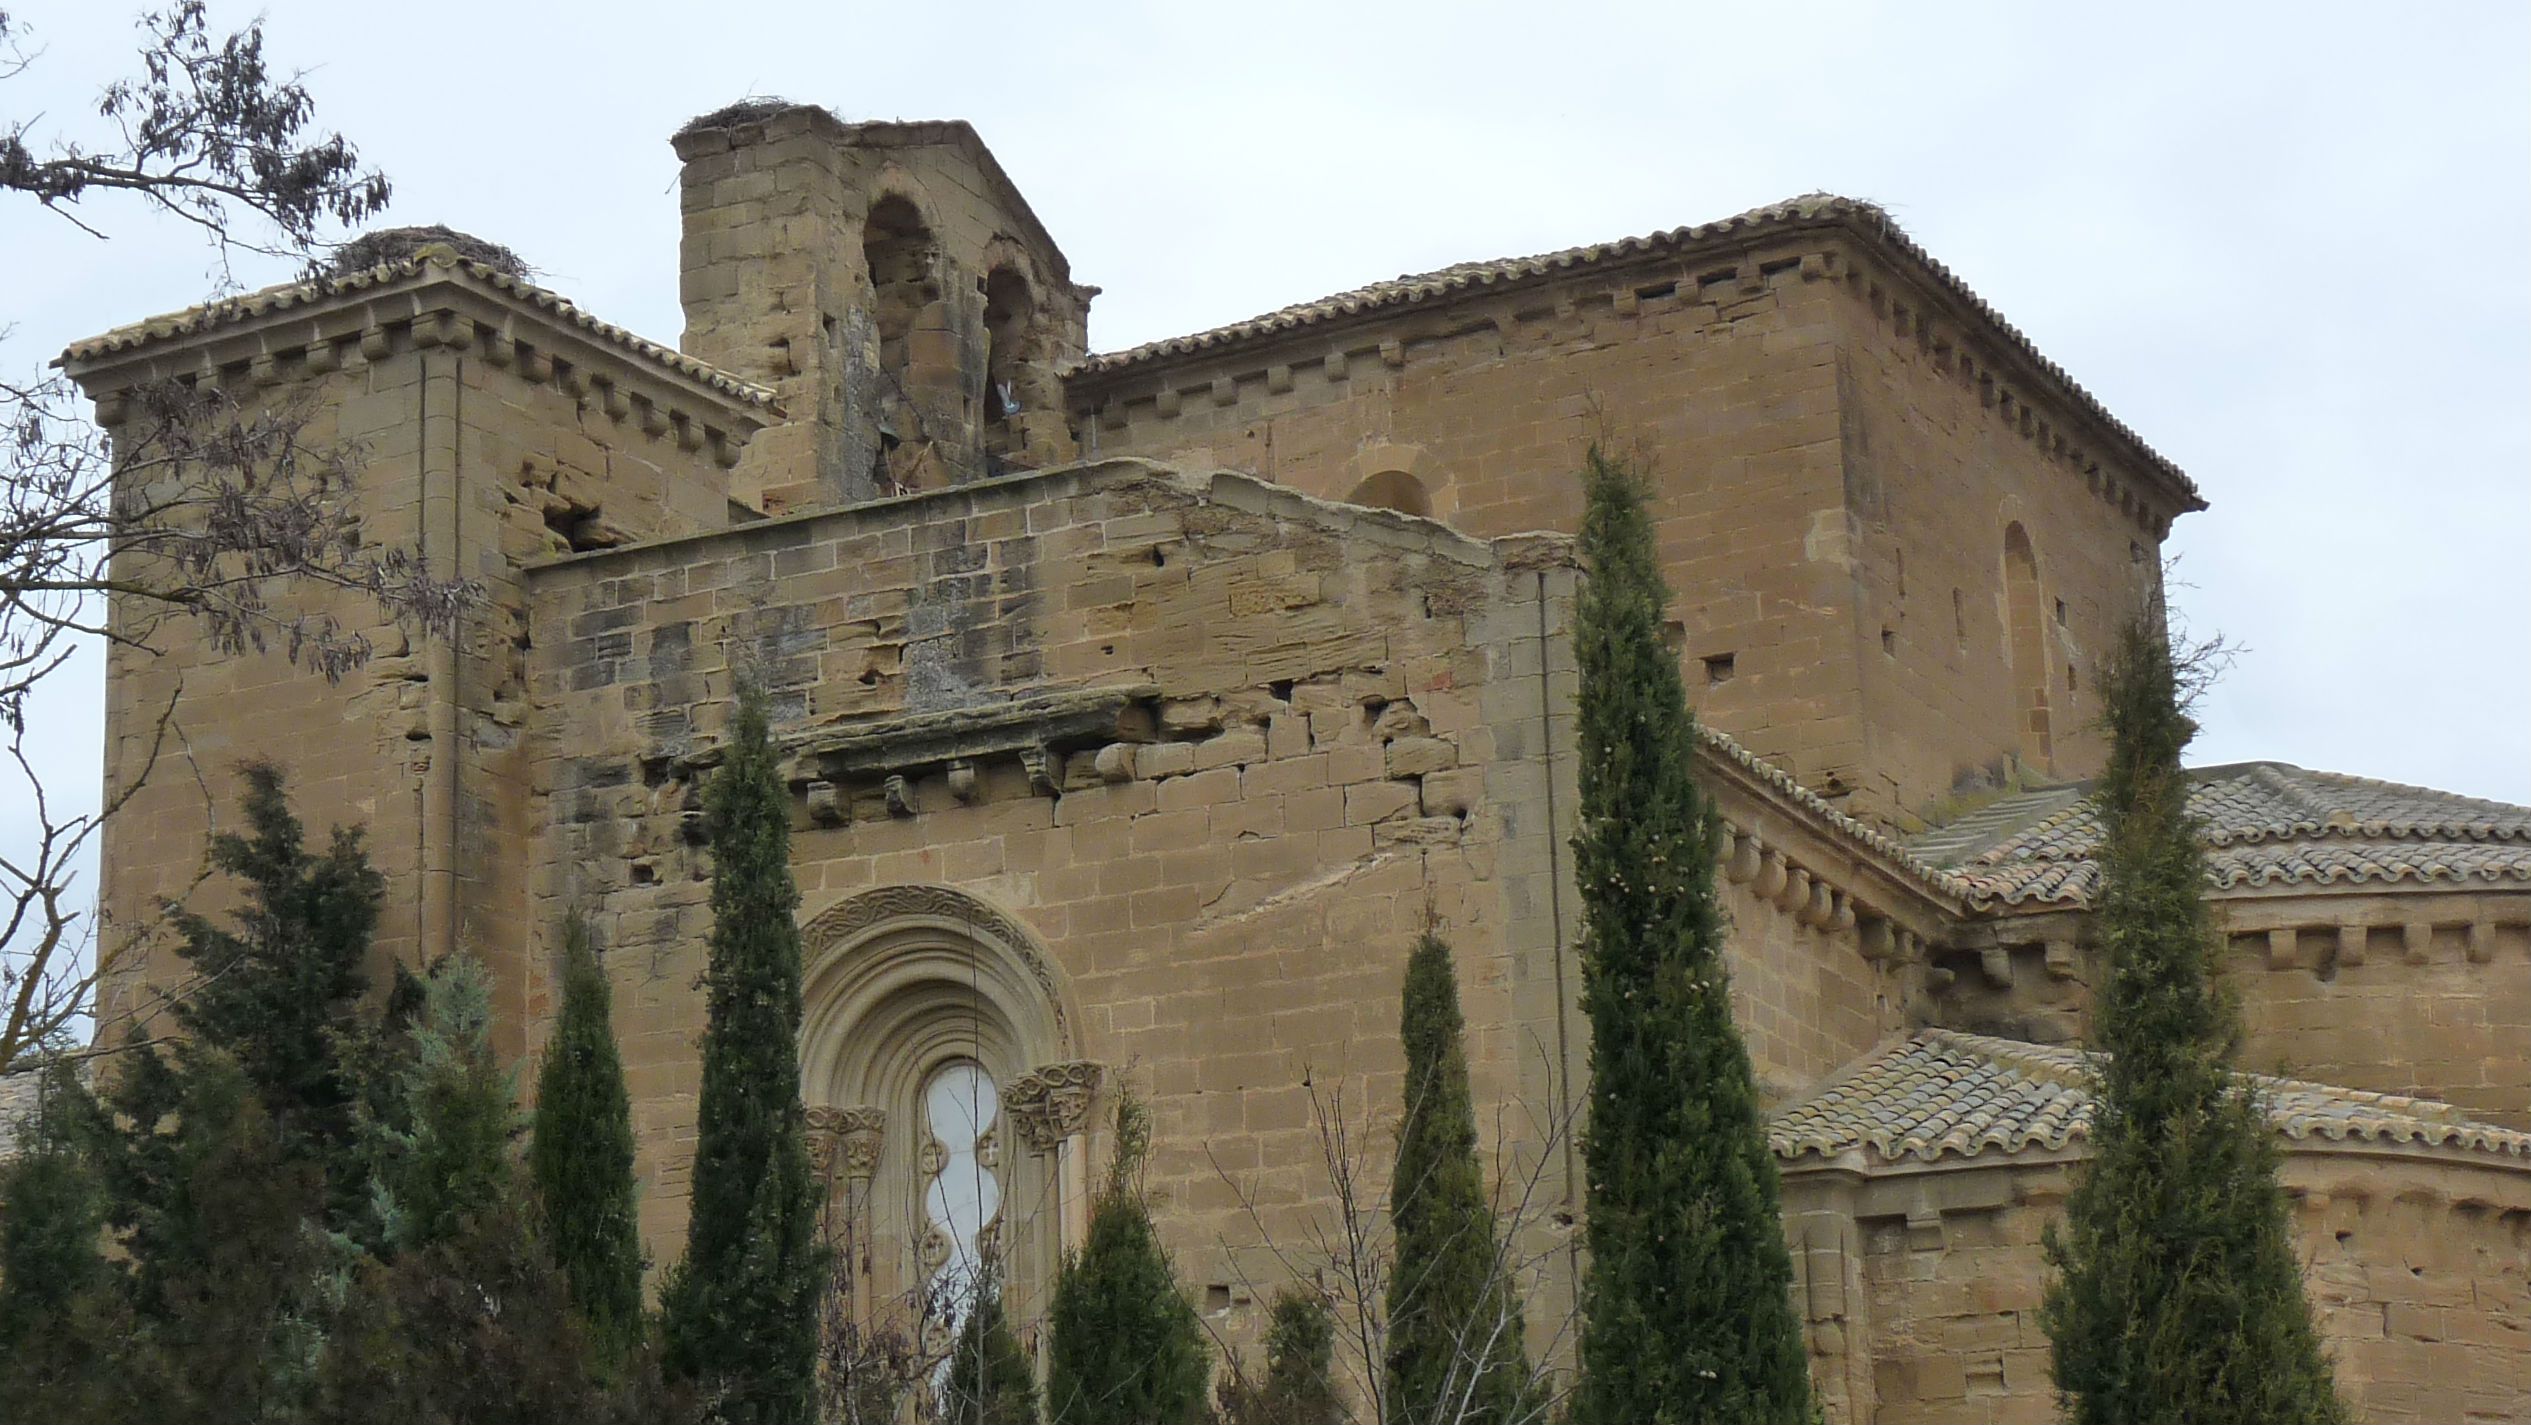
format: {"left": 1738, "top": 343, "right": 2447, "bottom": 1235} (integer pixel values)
{"left": 1346, "top": 468, "right": 1432, "bottom": 517}
{"left": 799, "top": 886, "right": 1096, "bottom": 1383}
{"left": 2002, "top": 522, "right": 2054, "bottom": 771}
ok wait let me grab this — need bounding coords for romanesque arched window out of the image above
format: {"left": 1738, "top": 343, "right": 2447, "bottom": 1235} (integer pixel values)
{"left": 799, "top": 885, "right": 1100, "bottom": 1383}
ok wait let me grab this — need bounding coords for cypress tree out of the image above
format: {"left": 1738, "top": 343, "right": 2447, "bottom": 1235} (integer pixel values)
{"left": 531, "top": 909, "right": 646, "bottom": 1362}
{"left": 169, "top": 763, "right": 382, "bottom": 1185}
{"left": 2040, "top": 614, "right": 2345, "bottom": 1424}
{"left": 662, "top": 681, "right": 823, "bottom": 1424}
{"left": 1217, "top": 1288, "right": 1343, "bottom": 1425}
{"left": 940, "top": 1261, "right": 1040, "bottom": 1425}
{"left": 1046, "top": 1093, "right": 1209, "bottom": 1425}
{"left": 369, "top": 954, "right": 518, "bottom": 1251}
{"left": 1568, "top": 447, "right": 1811, "bottom": 1425}
{"left": 1386, "top": 933, "right": 1531, "bottom": 1425}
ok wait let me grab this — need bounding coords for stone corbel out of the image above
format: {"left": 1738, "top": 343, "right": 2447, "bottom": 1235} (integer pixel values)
{"left": 1858, "top": 918, "right": 1895, "bottom": 964}
{"left": 2265, "top": 926, "right": 2299, "bottom": 970}
{"left": 2466, "top": 921, "right": 2496, "bottom": 965}
{"left": 1979, "top": 946, "right": 2014, "bottom": 989}
{"left": 2402, "top": 921, "right": 2434, "bottom": 966}
{"left": 1779, "top": 866, "right": 1812, "bottom": 916}
{"left": 1724, "top": 831, "right": 1762, "bottom": 885}
{"left": 2336, "top": 924, "right": 2368, "bottom": 969}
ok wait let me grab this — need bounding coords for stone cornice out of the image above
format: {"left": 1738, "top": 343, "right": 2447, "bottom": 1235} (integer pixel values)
{"left": 60, "top": 252, "right": 773, "bottom": 470}
{"left": 1064, "top": 195, "right": 2197, "bottom": 522}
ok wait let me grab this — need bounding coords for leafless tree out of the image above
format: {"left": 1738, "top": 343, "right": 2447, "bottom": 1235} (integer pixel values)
{"left": 1, "top": 4, "right": 467, "bottom": 1069}
{"left": 1207, "top": 1054, "right": 1582, "bottom": 1425}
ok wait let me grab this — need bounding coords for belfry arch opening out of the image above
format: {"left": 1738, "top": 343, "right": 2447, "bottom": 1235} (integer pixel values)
{"left": 862, "top": 195, "right": 936, "bottom": 489}
{"left": 2003, "top": 521, "right": 2054, "bottom": 771}
{"left": 981, "top": 265, "right": 1036, "bottom": 465}
{"left": 1345, "top": 468, "right": 1432, "bottom": 518}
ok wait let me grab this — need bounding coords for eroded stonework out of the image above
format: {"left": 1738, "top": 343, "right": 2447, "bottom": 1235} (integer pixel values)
{"left": 64, "top": 106, "right": 2529, "bottom": 1423}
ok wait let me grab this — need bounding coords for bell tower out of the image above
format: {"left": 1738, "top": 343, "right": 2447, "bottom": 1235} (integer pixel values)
{"left": 672, "top": 103, "right": 1093, "bottom": 514}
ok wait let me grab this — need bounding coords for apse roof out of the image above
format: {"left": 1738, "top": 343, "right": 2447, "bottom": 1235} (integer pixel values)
{"left": 1909, "top": 762, "right": 2531, "bottom": 908}
{"left": 1772, "top": 1029, "right": 2531, "bottom": 1167}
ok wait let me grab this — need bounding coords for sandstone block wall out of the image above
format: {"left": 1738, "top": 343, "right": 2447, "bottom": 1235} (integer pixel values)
{"left": 1069, "top": 229, "right": 2186, "bottom": 829}
{"left": 1844, "top": 1155, "right": 2530, "bottom": 1425}
{"left": 522, "top": 460, "right": 1587, "bottom": 1359}
{"left": 1939, "top": 891, "right": 2531, "bottom": 1130}
{"left": 77, "top": 275, "right": 758, "bottom": 1057}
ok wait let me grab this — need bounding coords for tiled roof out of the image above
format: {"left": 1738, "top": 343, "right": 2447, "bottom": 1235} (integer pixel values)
{"left": 1771, "top": 1029, "right": 2531, "bottom": 1166}
{"left": 58, "top": 251, "right": 776, "bottom": 408}
{"left": 1071, "top": 193, "right": 2198, "bottom": 509}
{"left": 1908, "top": 762, "right": 2531, "bottom": 908}
{"left": 1695, "top": 723, "right": 1968, "bottom": 907}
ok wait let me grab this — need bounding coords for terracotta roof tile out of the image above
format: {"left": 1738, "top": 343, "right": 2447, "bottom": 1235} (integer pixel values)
{"left": 1071, "top": 193, "right": 2198, "bottom": 508}
{"left": 1772, "top": 1030, "right": 2531, "bottom": 1166}
{"left": 58, "top": 252, "right": 776, "bottom": 409}
{"left": 1907, "top": 762, "right": 2531, "bottom": 907}
{"left": 1695, "top": 723, "right": 1968, "bottom": 906}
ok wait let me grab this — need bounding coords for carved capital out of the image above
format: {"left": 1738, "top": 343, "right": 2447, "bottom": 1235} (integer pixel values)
{"left": 808, "top": 1104, "right": 888, "bottom": 1180}
{"left": 1005, "top": 1060, "right": 1106, "bottom": 1153}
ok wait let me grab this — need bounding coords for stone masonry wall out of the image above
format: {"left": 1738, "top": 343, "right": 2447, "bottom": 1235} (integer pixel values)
{"left": 85, "top": 284, "right": 751, "bottom": 1059}
{"left": 1826, "top": 266, "right": 2164, "bottom": 819}
{"left": 1939, "top": 891, "right": 2531, "bottom": 1131}
{"left": 522, "top": 459, "right": 1585, "bottom": 1364}
{"left": 1848, "top": 1155, "right": 2531, "bottom": 1425}
{"left": 1072, "top": 237, "right": 1878, "bottom": 821}
{"left": 1073, "top": 230, "right": 2185, "bottom": 831}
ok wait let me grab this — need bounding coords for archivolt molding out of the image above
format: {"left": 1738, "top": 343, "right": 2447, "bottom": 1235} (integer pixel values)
{"left": 798, "top": 882, "right": 1072, "bottom": 1056}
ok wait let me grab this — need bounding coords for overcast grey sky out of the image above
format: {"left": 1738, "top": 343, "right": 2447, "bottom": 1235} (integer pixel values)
{"left": 5, "top": 0, "right": 2526, "bottom": 924}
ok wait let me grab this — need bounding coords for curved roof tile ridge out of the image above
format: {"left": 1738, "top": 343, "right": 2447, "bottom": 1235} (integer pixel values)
{"left": 59, "top": 251, "right": 776, "bottom": 409}
{"left": 1771, "top": 1030, "right": 2531, "bottom": 1166}
{"left": 1911, "top": 760, "right": 2531, "bottom": 907}
{"left": 1071, "top": 193, "right": 2198, "bottom": 507}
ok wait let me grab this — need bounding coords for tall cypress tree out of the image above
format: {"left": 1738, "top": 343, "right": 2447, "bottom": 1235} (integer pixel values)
{"left": 2040, "top": 614, "right": 2345, "bottom": 1424}
{"left": 1568, "top": 447, "right": 1810, "bottom": 1425}
{"left": 1386, "top": 933, "right": 1531, "bottom": 1425}
{"left": 1046, "top": 1093, "right": 1209, "bottom": 1425}
{"left": 662, "top": 681, "right": 822, "bottom": 1424}
{"left": 532, "top": 909, "right": 646, "bottom": 1362}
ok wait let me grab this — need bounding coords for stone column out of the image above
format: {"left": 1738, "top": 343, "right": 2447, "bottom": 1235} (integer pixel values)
{"left": 809, "top": 1104, "right": 888, "bottom": 1321}
{"left": 1005, "top": 1061, "right": 1107, "bottom": 1254}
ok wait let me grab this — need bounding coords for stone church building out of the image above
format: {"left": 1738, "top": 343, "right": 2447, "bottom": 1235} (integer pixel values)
{"left": 61, "top": 105, "right": 2529, "bottom": 1422}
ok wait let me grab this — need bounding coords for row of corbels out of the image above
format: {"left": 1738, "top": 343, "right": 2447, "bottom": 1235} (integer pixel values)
{"left": 1092, "top": 251, "right": 1817, "bottom": 433}
{"left": 1721, "top": 825, "right": 1926, "bottom": 964}
{"left": 2260, "top": 919, "right": 2509, "bottom": 970}
{"left": 1846, "top": 262, "right": 2172, "bottom": 539}
{"left": 800, "top": 747, "right": 1065, "bottom": 826}
{"left": 96, "top": 306, "right": 750, "bottom": 471}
